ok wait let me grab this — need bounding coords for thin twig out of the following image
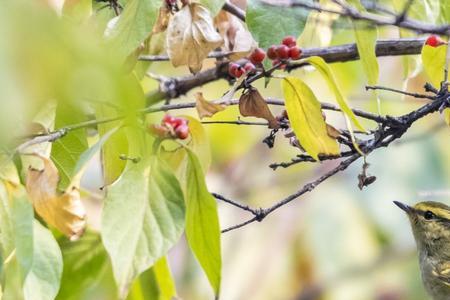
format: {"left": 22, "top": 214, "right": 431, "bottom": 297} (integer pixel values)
{"left": 222, "top": 1, "right": 246, "bottom": 22}
{"left": 139, "top": 51, "right": 233, "bottom": 62}
{"left": 365, "top": 85, "right": 435, "bottom": 100}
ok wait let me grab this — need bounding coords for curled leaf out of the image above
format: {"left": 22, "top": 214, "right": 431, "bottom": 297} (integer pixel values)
{"left": 153, "top": 6, "right": 171, "bottom": 34}
{"left": 195, "top": 92, "right": 226, "bottom": 119}
{"left": 239, "top": 88, "right": 279, "bottom": 129}
{"left": 25, "top": 156, "right": 86, "bottom": 241}
{"left": 215, "top": 11, "right": 256, "bottom": 61}
{"left": 166, "top": 3, "right": 223, "bottom": 73}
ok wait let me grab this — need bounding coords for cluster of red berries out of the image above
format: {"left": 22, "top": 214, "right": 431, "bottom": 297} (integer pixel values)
{"left": 228, "top": 61, "right": 257, "bottom": 78}
{"left": 148, "top": 114, "right": 190, "bottom": 140}
{"left": 228, "top": 48, "right": 266, "bottom": 78}
{"left": 425, "top": 35, "right": 447, "bottom": 47}
{"left": 267, "top": 36, "right": 302, "bottom": 66}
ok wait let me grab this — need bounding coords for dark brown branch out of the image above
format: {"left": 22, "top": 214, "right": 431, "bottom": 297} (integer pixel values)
{"left": 222, "top": 1, "right": 246, "bottom": 22}
{"left": 269, "top": 151, "right": 355, "bottom": 170}
{"left": 145, "top": 38, "right": 426, "bottom": 104}
{"left": 218, "top": 90, "right": 447, "bottom": 232}
{"left": 139, "top": 51, "right": 232, "bottom": 62}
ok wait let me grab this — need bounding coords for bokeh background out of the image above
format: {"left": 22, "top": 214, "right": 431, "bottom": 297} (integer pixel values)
{"left": 1, "top": 1, "right": 449, "bottom": 300}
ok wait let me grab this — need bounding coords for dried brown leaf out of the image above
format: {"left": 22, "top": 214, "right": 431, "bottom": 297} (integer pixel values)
{"left": 214, "top": 11, "right": 256, "bottom": 61}
{"left": 26, "top": 155, "right": 86, "bottom": 240}
{"left": 153, "top": 6, "right": 171, "bottom": 34}
{"left": 326, "top": 124, "right": 342, "bottom": 139}
{"left": 195, "top": 92, "right": 226, "bottom": 119}
{"left": 166, "top": 3, "right": 223, "bottom": 73}
{"left": 239, "top": 88, "right": 279, "bottom": 129}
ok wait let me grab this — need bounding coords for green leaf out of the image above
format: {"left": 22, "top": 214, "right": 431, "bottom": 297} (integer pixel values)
{"left": 71, "top": 127, "right": 119, "bottom": 182}
{"left": 303, "top": 56, "right": 366, "bottom": 132}
{"left": 246, "top": 0, "right": 310, "bottom": 68}
{"left": 184, "top": 149, "right": 221, "bottom": 295}
{"left": 152, "top": 257, "right": 176, "bottom": 300}
{"left": 23, "top": 221, "right": 63, "bottom": 300}
{"left": 102, "top": 139, "right": 185, "bottom": 298}
{"left": 50, "top": 102, "right": 88, "bottom": 190}
{"left": 347, "top": 0, "right": 380, "bottom": 112}
{"left": 198, "top": 0, "right": 225, "bottom": 16}
{"left": 0, "top": 181, "right": 14, "bottom": 257}
{"left": 107, "top": 0, "right": 160, "bottom": 60}
{"left": 57, "top": 231, "right": 112, "bottom": 300}
{"left": 421, "top": 44, "right": 447, "bottom": 88}
{"left": 282, "top": 77, "right": 340, "bottom": 160}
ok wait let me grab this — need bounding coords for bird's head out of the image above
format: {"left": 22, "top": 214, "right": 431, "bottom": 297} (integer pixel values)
{"left": 394, "top": 201, "right": 450, "bottom": 253}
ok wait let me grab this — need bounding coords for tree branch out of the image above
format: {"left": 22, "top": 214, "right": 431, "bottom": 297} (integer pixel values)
{"left": 145, "top": 38, "right": 426, "bottom": 104}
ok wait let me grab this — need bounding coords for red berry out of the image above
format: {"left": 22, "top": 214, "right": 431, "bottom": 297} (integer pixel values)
{"left": 244, "top": 62, "right": 256, "bottom": 73}
{"left": 234, "top": 67, "right": 244, "bottom": 78}
{"left": 267, "top": 45, "right": 277, "bottom": 60}
{"left": 229, "top": 63, "right": 240, "bottom": 77}
{"left": 172, "top": 117, "right": 188, "bottom": 129}
{"left": 425, "top": 35, "right": 445, "bottom": 47}
{"left": 249, "top": 48, "right": 266, "bottom": 64}
{"left": 282, "top": 36, "right": 296, "bottom": 47}
{"left": 275, "top": 45, "right": 289, "bottom": 59}
{"left": 165, "top": 0, "right": 176, "bottom": 6}
{"left": 175, "top": 125, "right": 189, "bottom": 140}
{"left": 288, "top": 46, "right": 302, "bottom": 60}
{"left": 162, "top": 114, "right": 176, "bottom": 125}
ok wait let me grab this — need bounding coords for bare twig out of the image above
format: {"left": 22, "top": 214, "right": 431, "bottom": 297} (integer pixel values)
{"left": 365, "top": 85, "right": 435, "bottom": 100}
{"left": 218, "top": 91, "right": 447, "bottom": 232}
{"left": 139, "top": 51, "right": 233, "bottom": 62}
{"left": 264, "top": 0, "right": 450, "bottom": 35}
{"left": 222, "top": 1, "right": 246, "bottom": 22}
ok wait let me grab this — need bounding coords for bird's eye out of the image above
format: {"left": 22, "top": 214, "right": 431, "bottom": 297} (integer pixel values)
{"left": 424, "top": 211, "right": 435, "bottom": 220}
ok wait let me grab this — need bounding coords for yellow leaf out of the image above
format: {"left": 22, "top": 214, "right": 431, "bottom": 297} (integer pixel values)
{"left": 239, "top": 88, "right": 279, "bottom": 129}
{"left": 421, "top": 44, "right": 447, "bottom": 88}
{"left": 25, "top": 156, "right": 86, "bottom": 240}
{"left": 195, "top": 92, "right": 226, "bottom": 119}
{"left": 152, "top": 6, "right": 171, "bottom": 34}
{"left": 444, "top": 108, "right": 450, "bottom": 126}
{"left": 304, "top": 56, "right": 366, "bottom": 132}
{"left": 282, "top": 77, "right": 340, "bottom": 160}
{"left": 166, "top": 3, "right": 223, "bottom": 73}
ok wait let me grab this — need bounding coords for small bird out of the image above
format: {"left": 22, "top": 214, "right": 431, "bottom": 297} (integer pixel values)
{"left": 394, "top": 201, "right": 450, "bottom": 300}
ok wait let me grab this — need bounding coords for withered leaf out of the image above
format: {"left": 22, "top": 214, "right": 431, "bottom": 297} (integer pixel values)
{"left": 26, "top": 156, "right": 86, "bottom": 241}
{"left": 239, "top": 88, "right": 279, "bottom": 129}
{"left": 195, "top": 92, "right": 226, "bottom": 119}
{"left": 215, "top": 11, "right": 256, "bottom": 61}
{"left": 153, "top": 6, "right": 171, "bottom": 34}
{"left": 326, "top": 124, "right": 342, "bottom": 139}
{"left": 166, "top": 3, "right": 223, "bottom": 73}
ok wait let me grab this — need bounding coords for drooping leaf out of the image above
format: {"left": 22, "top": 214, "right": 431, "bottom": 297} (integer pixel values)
{"left": 50, "top": 102, "right": 88, "bottom": 190}
{"left": 239, "top": 88, "right": 279, "bottom": 129}
{"left": 195, "top": 92, "right": 226, "bottom": 119}
{"left": 347, "top": 0, "right": 379, "bottom": 86}
{"left": 25, "top": 156, "right": 86, "bottom": 240}
{"left": 303, "top": 56, "right": 365, "bottom": 132}
{"left": 421, "top": 43, "right": 449, "bottom": 125}
{"left": 57, "top": 231, "right": 113, "bottom": 300}
{"left": 184, "top": 148, "right": 221, "bottom": 295}
{"left": 153, "top": 6, "right": 171, "bottom": 34}
{"left": 102, "top": 150, "right": 185, "bottom": 297}
{"left": 282, "top": 77, "right": 340, "bottom": 160}
{"left": 23, "top": 221, "right": 63, "bottom": 300}
{"left": 166, "top": 3, "right": 223, "bottom": 73}
{"left": 152, "top": 257, "right": 177, "bottom": 300}
{"left": 421, "top": 43, "right": 447, "bottom": 88}
{"left": 107, "top": 0, "right": 160, "bottom": 60}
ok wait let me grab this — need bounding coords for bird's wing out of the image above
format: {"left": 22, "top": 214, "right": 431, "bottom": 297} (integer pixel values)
{"left": 433, "top": 262, "right": 450, "bottom": 287}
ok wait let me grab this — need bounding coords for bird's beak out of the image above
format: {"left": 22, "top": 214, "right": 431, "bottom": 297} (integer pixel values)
{"left": 393, "top": 201, "right": 412, "bottom": 214}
